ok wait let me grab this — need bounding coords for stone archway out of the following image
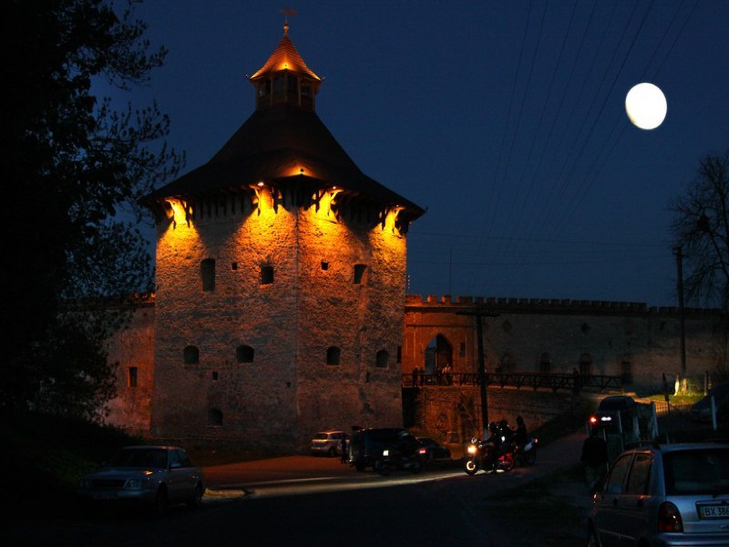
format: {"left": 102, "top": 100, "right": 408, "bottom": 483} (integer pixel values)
{"left": 424, "top": 334, "right": 453, "bottom": 374}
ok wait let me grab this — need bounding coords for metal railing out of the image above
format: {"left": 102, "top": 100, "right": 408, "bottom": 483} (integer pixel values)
{"left": 402, "top": 371, "right": 623, "bottom": 393}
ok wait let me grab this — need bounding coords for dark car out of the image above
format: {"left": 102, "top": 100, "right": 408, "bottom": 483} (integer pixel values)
{"left": 590, "top": 395, "right": 637, "bottom": 434}
{"left": 348, "top": 428, "right": 425, "bottom": 472}
{"left": 690, "top": 382, "right": 729, "bottom": 423}
{"left": 416, "top": 437, "right": 452, "bottom": 464}
{"left": 78, "top": 446, "right": 205, "bottom": 516}
{"left": 588, "top": 442, "right": 729, "bottom": 546}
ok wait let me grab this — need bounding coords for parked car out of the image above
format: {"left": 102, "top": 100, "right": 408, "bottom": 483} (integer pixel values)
{"left": 78, "top": 446, "right": 205, "bottom": 516}
{"left": 690, "top": 382, "right": 729, "bottom": 423}
{"left": 349, "top": 428, "right": 426, "bottom": 472}
{"left": 416, "top": 437, "right": 452, "bottom": 464}
{"left": 588, "top": 441, "right": 729, "bottom": 546}
{"left": 310, "top": 431, "right": 348, "bottom": 456}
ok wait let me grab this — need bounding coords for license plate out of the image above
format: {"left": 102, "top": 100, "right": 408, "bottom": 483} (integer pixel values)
{"left": 698, "top": 504, "right": 729, "bottom": 519}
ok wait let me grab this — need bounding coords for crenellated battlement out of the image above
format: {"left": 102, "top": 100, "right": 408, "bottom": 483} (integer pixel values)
{"left": 404, "top": 294, "right": 720, "bottom": 316}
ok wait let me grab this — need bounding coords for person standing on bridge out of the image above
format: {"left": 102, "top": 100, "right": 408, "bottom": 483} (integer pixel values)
{"left": 443, "top": 362, "right": 453, "bottom": 385}
{"left": 572, "top": 367, "right": 581, "bottom": 395}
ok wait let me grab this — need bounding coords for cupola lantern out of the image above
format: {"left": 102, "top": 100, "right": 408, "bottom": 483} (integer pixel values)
{"left": 249, "top": 25, "right": 322, "bottom": 111}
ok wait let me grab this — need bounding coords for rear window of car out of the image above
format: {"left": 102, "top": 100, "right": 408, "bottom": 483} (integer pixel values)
{"left": 663, "top": 449, "right": 729, "bottom": 495}
{"left": 598, "top": 397, "right": 635, "bottom": 411}
{"left": 313, "top": 434, "right": 329, "bottom": 440}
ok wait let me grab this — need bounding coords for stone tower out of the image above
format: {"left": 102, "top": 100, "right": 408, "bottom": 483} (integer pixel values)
{"left": 143, "top": 27, "right": 424, "bottom": 451}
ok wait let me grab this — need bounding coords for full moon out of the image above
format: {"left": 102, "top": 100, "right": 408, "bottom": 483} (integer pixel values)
{"left": 625, "top": 83, "right": 667, "bottom": 130}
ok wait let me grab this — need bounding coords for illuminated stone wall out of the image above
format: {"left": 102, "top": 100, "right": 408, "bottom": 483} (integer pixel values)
{"left": 150, "top": 192, "right": 300, "bottom": 449}
{"left": 147, "top": 190, "right": 408, "bottom": 450}
{"left": 412, "top": 385, "right": 577, "bottom": 444}
{"left": 295, "top": 200, "right": 407, "bottom": 440}
{"left": 105, "top": 302, "right": 155, "bottom": 435}
{"left": 403, "top": 295, "right": 724, "bottom": 392}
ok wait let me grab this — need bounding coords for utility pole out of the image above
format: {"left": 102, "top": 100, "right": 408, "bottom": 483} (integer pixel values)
{"left": 457, "top": 306, "right": 499, "bottom": 438}
{"left": 448, "top": 249, "right": 452, "bottom": 296}
{"left": 674, "top": 246, "right": 687, "bottom": 376}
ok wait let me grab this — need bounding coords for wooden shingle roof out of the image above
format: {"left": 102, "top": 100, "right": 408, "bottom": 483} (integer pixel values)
{"left": 145, "top": 104, "right": 423, "bottom": 216}
{"left": 250, "top": 27, "right": 320, "bottom": 82}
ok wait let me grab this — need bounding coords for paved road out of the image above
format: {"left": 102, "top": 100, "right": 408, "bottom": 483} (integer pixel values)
{"left": 203, "top": 431, "right": 585, "bottom": 499}
{"left": 10, "top": 433, "right": 588, "bottom": 546}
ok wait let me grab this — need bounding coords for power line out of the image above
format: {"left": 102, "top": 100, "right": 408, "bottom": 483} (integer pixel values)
{"left": 470, "top": 0, "right": 534, "bottom": 292}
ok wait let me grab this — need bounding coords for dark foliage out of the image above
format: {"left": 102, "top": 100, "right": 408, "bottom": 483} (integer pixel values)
{"left": 671, "top": 150, "right": 729, "bottom": 309}
{"left": 2, "top": 0, "right": 183, "bottom": 416}
{"left": 5, "top": 410, "right": 142, "bottom": 514}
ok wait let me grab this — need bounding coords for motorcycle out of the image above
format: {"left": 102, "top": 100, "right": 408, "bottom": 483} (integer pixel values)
{"left": 463, "top": 436, "right": 514, "bottom": 475}
{"left": 513, "top": 436, "right": 538, "bottom": 467}
{"left": 375, "top": 445, "right": 427, "bottom": 476}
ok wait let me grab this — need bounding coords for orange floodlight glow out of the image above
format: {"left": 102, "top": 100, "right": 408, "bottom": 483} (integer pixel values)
{"left": 382, "top": 207, "right": 404, "bottom": 235}
{"left": 164, "top": 199, "right": 193, "bottom": 226}
{"left": 159, "top": 198, "right": 199, "bottom": 250}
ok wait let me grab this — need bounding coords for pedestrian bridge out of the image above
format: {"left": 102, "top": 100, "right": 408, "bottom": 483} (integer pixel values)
{"left": 401, "top": 371, "right": 623, "bottom": 394}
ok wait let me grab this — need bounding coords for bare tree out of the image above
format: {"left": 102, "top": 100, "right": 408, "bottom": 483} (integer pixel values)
{"left": 671, "top": 150, "right": 729, "bottom": 310}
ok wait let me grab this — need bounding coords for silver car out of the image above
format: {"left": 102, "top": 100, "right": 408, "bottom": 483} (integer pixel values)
{"left": 78, "top": 445, "right": 205, "bottom": 515}
{"left": 588, "top": 442, "right": 729, "bottom": 546}
{"left": 310, "top": 431, "right": 347, "bottom": 457}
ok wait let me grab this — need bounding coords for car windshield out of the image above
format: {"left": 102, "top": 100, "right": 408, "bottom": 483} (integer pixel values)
{"left": 664, "top": 449, "right": 729, "bottom": 495}
{"left": 313, "top": 434, "right": 329, "bottom": 440}
{"left": 109, "top": 448, "right": 168, "bottom": 469}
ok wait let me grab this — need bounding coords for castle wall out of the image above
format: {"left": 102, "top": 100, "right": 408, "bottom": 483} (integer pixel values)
{"left": 105, "top": 302, "right": 155, "bottom": 434}
{"left": 147, "top": 191, "right": 408, "bottom": 451}
{"left": 295, "top": 200, "right": 406, "bottom": 442}
{"left": 413, "top": 385, "right": 578, "bottom": 444}
{"left": 150, "top": 193, "right": 300, "bottom": 450}
{"left": 404, "top": 295, "right": 724, "bottom": 392}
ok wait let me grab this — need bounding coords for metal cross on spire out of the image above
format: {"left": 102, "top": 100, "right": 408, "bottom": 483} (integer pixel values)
{"left": 278, "top": 8, "right": 297, "bottom": 32}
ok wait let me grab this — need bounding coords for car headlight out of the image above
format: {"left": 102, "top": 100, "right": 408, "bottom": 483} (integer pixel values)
{"left": 383, "top": 449, "right": 390, "bottom": 457}
{"left": 126, "top": 479, "right": 144, "bottom": 489}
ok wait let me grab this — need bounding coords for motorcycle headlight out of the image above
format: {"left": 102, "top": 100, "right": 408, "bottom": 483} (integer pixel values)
{"left": 126, "top": 479, "right": 144, "bottom": 489}
{"left": 383, "top": 449, "right": 390, "bottom": 457}
{"left": 467, "top": 445, "right": 477, "bottom": 455}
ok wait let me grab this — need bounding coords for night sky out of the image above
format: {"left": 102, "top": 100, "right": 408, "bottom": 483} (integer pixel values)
{"left": 104, "top": 0, "right": 729, "bottom": 307}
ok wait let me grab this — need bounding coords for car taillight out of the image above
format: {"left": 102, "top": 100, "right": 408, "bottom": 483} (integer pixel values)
{"left": 589, "top": 416, "right": 598, "bottom": 425}
{"left": 657, "top": 502, "right": 683, "bottom": 533}
{"left": 418, "top": 448, "right": 427, "bottom": 455}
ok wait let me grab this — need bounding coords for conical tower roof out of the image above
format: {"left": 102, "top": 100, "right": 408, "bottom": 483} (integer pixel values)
{"left": 250, "top": 26, "right": 320, "bottom": 82}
